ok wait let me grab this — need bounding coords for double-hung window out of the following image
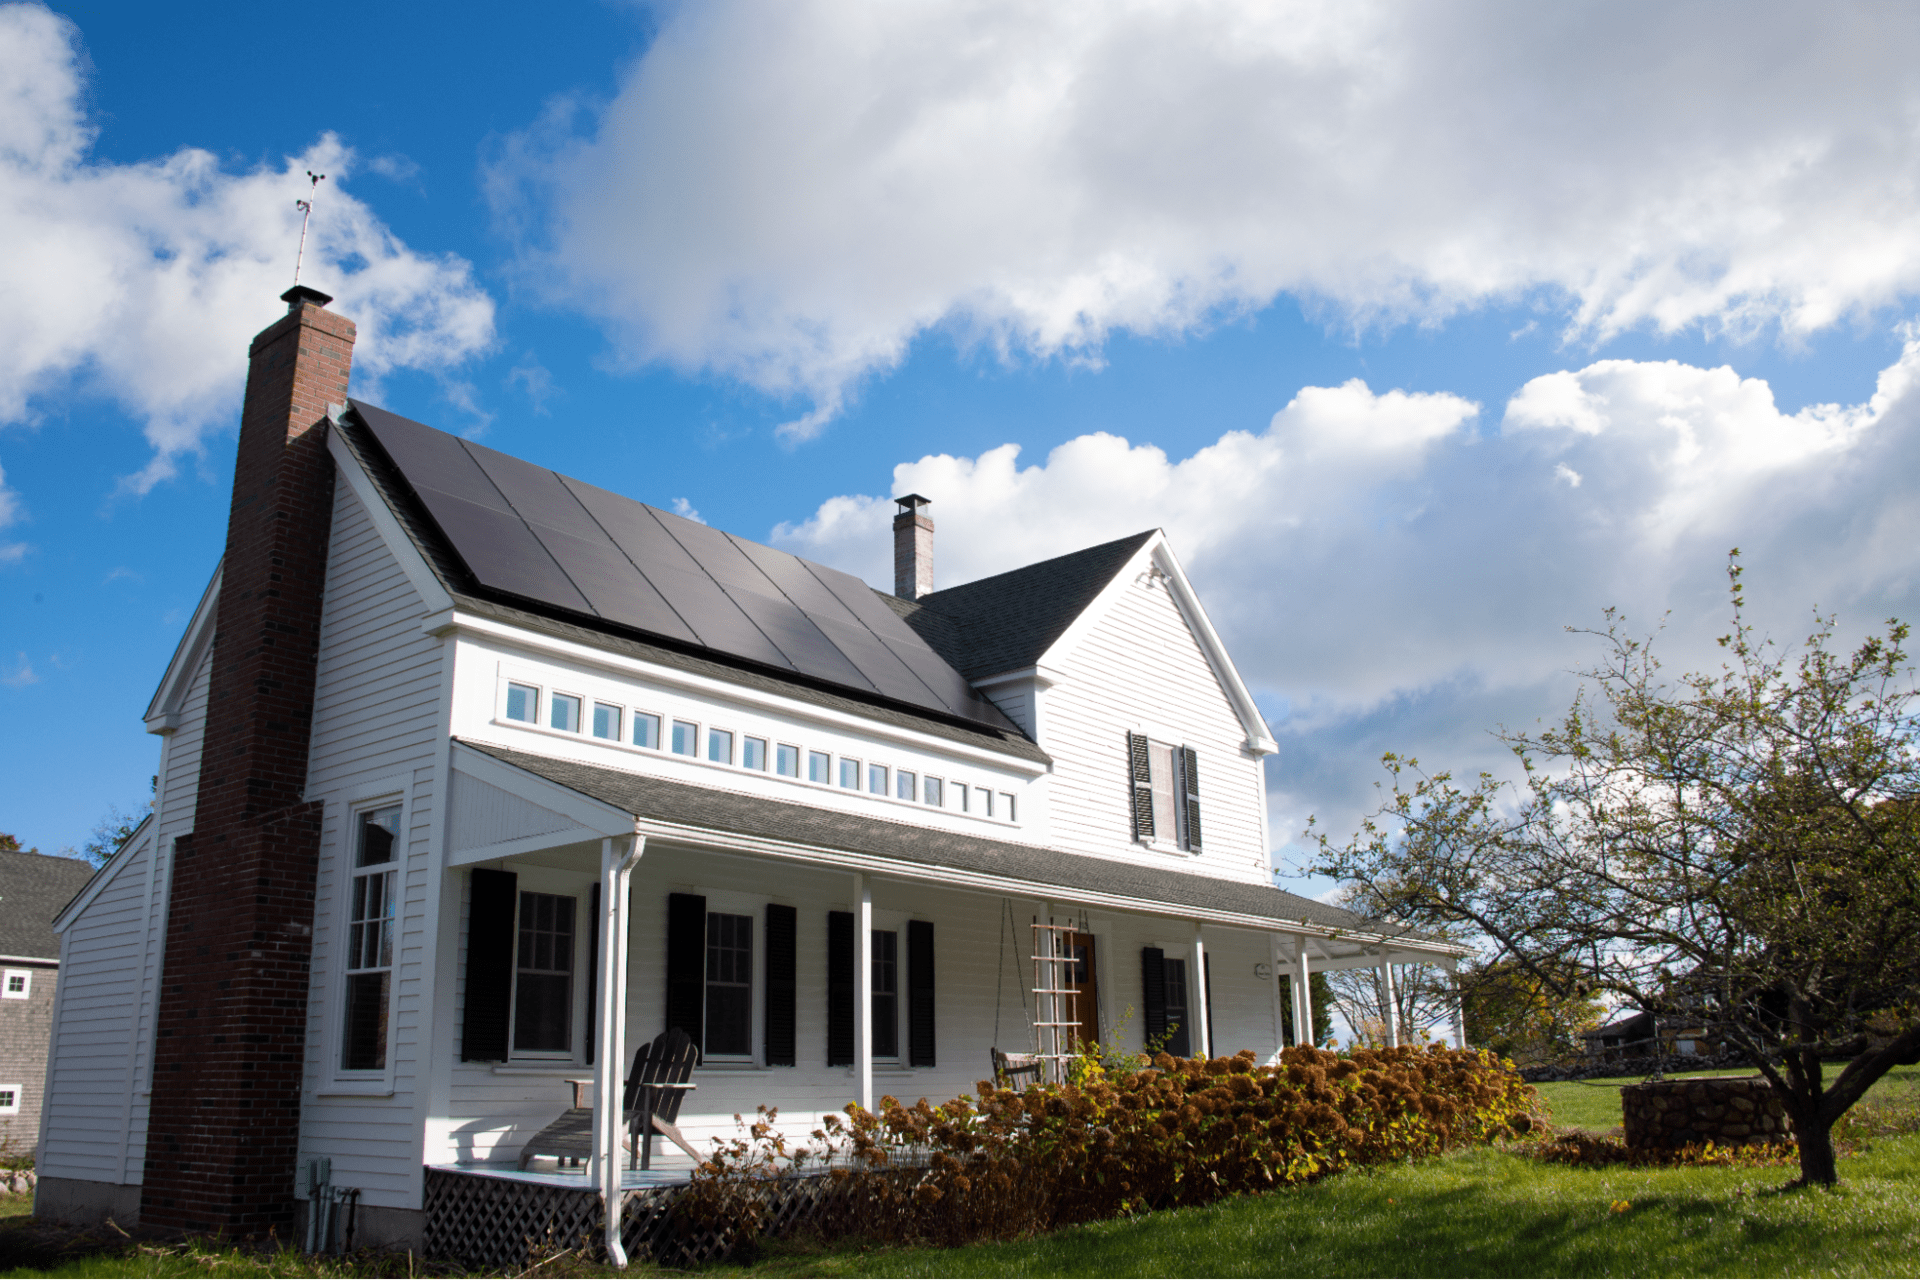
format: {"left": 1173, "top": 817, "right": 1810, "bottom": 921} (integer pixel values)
{"left": 513, "top": 892, "right": 576, "bottom": 1054}
{"left": 342, "top": 804, "right": 401, "bottom": 1071}
{"left": 705, "top": 912, "right": 754, "bottom": 1058}
{"left": 871, "top": 930, "right": 900, "bottom": 1059}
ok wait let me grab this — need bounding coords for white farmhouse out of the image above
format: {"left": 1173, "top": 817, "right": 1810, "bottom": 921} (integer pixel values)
{"left": 36, "top": 288, "right": 1464, "bottom": 1256}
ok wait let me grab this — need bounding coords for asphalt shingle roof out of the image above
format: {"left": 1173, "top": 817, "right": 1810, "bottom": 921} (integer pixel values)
{"left": 0, "top": 850, "right": 98, "bottom": 961}
{"left": 890, "top": 532, "right": 1155, "bottom": 679}
{"left": 459, "top": 738, "right": 1440, "bottom": 946}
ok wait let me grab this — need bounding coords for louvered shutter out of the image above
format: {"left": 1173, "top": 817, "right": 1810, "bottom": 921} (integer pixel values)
{"left": 1128, "top": 732, "right": 1155, "bottom": 841}
{"left": 585, "top": 882, "right": 600, "bottom": 1065}
{"left": 826, "top": 911, "right": 855, "bottom": 1066}
{"left": 461, "top": 868, "right": 518, "bottom": 1062}
{"left": 665, "top": 893, "right": 707, "bottom": 1048}
{"left": 1179, "top": 746, "right": 1202, "bottom": 851}
{"left": 765, "top": 903, "right": 797, "bottom": 1067}
{"left": 1140, "top": 947, "right": 1167, "bottom": 1050}
{"left": 907, "top": 920, "right": 936, "bottom": 1067}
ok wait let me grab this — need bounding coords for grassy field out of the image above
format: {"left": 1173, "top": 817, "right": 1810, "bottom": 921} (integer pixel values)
{"left": 1533, "top": 1063, "right": 1920, "bottom": 1133}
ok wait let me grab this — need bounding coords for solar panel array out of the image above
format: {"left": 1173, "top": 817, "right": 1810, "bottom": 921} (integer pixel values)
{"left": 351, "top": 400, "right": 1008, "bottom": 729}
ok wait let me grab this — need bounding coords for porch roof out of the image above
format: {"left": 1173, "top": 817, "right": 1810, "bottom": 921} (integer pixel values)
{"left": 458, "top": 738, "right": 1462, "bottom": 956}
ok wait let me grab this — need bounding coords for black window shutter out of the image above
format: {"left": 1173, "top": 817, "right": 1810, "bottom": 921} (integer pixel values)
{"left": 826, "top": 911, "right": 855, "bottom": 1066}
{"left": 1180, "top": 745, "right": 1202, "bottom": 851}
{"left": 462, "top": 868, "right": 518, "bottom": 1062}
{"left": 585, "top": 882, "right": 601, "bottom": 1065}
{"left": 1140, "top": 946, "right": 1167, "bottom": 1051}
{"left": 1128, "top": 732, "right": 1155, "bottom": 841}
{"left": 907, "top": 919, "right": 936, "bottom": 1067}
{"left": 665, "top": 892, "right": 707, "bottom": 1049}
{"left": 765, "top": 903, "right": 798, "bottom": 1067}
{"left": 1203, "top": 951, "right": 1215, "bottom": 1059}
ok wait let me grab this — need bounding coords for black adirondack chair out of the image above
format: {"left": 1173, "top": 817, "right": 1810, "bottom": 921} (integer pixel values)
{"left": 518, "top": 1027, "right": 704, "bottom": 1171}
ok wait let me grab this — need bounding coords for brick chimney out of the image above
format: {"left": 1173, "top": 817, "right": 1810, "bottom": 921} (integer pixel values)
{"left": 893, "top": 494, "right": 933, "bottom": 600}
{"left": 140, "top": 286, "right": 355, "bottom": 1236}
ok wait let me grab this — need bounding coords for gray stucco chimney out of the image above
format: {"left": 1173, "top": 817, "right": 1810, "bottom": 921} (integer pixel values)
{"left": 893, "top": 494, "right": 933, "bottom": 600}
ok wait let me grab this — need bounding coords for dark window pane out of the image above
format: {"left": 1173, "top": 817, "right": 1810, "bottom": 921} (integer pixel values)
{"left": 357, "top": 805, "right": 401, "bottom": 867}
{"left": 514, "top": 972, "right": 572, "bottom": 1052}
{"left": 872, "top": 930, "right": 899, "bottom": 1059}
{"left": 514, "top": 892, "right": 575, "bottom": 1053}
{"left": 342, "top": 971, "right": 389, "bottom": 1070}
{"left": 704, "top": 911, "right": 754, "bottom": 1057}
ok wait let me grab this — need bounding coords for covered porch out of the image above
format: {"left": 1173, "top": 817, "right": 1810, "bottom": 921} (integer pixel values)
{"left": 432, "top": 739, "right": 1468, "bottom": 1264}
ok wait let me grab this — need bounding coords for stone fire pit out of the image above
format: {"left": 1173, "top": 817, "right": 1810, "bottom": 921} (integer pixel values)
{"left": 1621, "top": 1076, "right": 1793, "bottom": 1149}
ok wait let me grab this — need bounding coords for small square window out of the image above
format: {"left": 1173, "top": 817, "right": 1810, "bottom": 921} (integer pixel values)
{"left": 672, "top": 721, "right": 698, "bottom": 756}
{"left": 868, "top": 764, "right": 889, "bottom": 795}
{"left": 810, "top": 751, "right": 832, "bottom": 783}
{"left": 550, "top": 693, "right": 582, "bottom": 733}
{"left": 956, "top": 784, "right": 969, "bottom": 813}
{"left": 1000, "top": 792, "right": 1017, "bottom": 821}
{"left": 839, "top": 758, "right": 860, "bottom": 789}
{"left": 979, "top": 788, "right": 994, "bottom": 818}
{"left": 924, "top": 777, "right": 943, "bottom": 807}
{"left": 505, "top": 682, "right": 538, "bottom": 723}
{"left": 896, "top": 769, "right": 916, "bottom": 801}
{"left": 776, "top": 744, "right": 800, "bottom": 777}
{"left": 634, "top": 712, "right": 661, "bottom": 750}
{"left": 0, "top": 1087, "right": 18, "bottom": 1115}
{"left": 708, "top": 729, "right": 734, "bottom": 764}
{"left": 592, "top": 703, "right": 621, "bottom": 741}
{"left": 1, "top": 970, "right": 29, "bottom": 1000}
{"left": 743, "top": 737, "right": 767, "bottom": 771}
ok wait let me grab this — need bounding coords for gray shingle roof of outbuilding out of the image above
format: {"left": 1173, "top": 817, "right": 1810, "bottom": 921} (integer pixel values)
{"left": 0, "top": 851, "right": 98, "bottom": 961}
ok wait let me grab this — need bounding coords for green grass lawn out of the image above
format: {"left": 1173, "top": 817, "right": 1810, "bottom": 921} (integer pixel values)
{"left": 1534, "top": 1063, "right": 1920, "bottom": 1133}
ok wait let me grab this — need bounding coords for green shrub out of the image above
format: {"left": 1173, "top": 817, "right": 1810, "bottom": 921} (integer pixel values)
{"left": 681, "top": 1044, "right": 1540, "bottom": 1254}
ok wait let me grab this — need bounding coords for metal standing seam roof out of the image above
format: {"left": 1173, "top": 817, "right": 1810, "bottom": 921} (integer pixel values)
{"left": 0, "top": 850, "right": 99, "bottom": 960}
{"left": 332, "top": 403, "right": 1046, "bottom": 766}
{"left": 458, "top": 738, "right": 1449, "bottom": 948}
{"left": 889, "top": 532, "right": 1157, "bottom": 679}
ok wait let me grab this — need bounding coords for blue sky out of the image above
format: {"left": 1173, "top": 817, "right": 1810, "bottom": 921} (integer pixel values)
{"left": 7, "top": 1, "right": 1920, "bottom": 900}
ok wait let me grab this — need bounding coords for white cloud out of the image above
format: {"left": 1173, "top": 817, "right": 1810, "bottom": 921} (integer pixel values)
{"left": 774, "top": 339, "right": 1920, "bottom": 856}
{"left": 0, "top": 460, "right": 26, "bottom": 563}
{"left": 498, "top": 0, "right": 1920, "bottom": 435}
{"left": 0, "top": 653, "right": 36, "bottom": 687}
{"left": 0, "top": 3, "right": 497, "bottom": 489}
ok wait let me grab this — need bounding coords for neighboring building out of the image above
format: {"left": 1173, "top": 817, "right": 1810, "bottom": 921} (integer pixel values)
{"left": 0, "top": 849, "right": 96, "bottom": 1160}
{"left": 36, "top": 288, "right": 1466, "bottom": 1251}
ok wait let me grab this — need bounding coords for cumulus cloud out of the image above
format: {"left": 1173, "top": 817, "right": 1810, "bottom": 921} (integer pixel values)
{"left": 497, "top": 0, "right": 1920, "bottom": 437}
{"left": 775, "top": 341, "right": 1920, "bottom": 854}
{"left": 0, "top": 3, "right": 497, "bottom": 489}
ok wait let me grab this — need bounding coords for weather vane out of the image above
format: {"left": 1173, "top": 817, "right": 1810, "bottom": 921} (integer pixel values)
{"left": 293, "top": 170, "right": 326, "bottom": 286}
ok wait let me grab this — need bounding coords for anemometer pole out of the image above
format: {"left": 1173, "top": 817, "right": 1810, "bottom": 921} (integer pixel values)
{"left": 293, "top": 170, "right": 326, "bottom": 286}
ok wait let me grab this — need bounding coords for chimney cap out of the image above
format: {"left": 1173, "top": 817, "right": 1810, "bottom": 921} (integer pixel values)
{"left": 894, "top": 493, "right": 932, "bottom": 513}
{"left": 281, "top": 284, "right": 334, "bottom": 311}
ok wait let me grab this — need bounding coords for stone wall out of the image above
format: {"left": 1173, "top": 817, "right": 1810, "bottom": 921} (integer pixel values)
{"left": 1621, "top": 1076, "right": 1793, "bottom": 1148}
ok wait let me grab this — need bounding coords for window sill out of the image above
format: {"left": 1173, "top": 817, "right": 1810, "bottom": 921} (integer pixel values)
{"left": 697, "top": 1062, "right": 776, "bottom": 1074}
{"left": 315, "top": 1084, "right": 395, "bottom": 1098}
{"left": 490, "top": 1065, "right": 589, "bottom": 1077}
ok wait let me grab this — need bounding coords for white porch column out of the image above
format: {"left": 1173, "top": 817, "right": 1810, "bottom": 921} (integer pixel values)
{"left": 853, "top": 873, "right": 873, "bottom": 1111}
{"left": 1291, "top": 936, "right": 1315, "bottom": 1049}
{"left": 1265, "top": 935, "right": 1286, "bottom": 1063}
{"left": 1379, "top": 958, "right": 1399, "bottom": 1048}
{"left": 1190, "top": 924, "right": 1211, "bottom": 1059}
{"left": 596, "top": 834, "right": 645, "bottom": 1269}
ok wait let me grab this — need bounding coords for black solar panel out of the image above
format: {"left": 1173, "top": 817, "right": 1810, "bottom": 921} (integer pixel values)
{"left": 351, "top": 399, "right": 1018, "bottom": 732}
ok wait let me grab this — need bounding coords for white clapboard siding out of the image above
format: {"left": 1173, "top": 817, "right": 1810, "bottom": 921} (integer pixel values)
{"left": 1042, "top": 569, "right": 1269, "bottom": 881}
{"left": 39, "top": 831, "right": 152, "bottom": 1183}
{"left": 298, "top": 476, "right": 448, "bottom": 1203}
{"left": 432, "top": 843, "right": 1289, "bottom": 1171}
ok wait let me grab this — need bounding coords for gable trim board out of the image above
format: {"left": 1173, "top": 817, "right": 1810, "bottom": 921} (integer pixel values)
{"left": 452, "top": 740, "right": 1464, "bottom": 959}
{"left": 143, "top": 564, "right": 221, "bottom": 734}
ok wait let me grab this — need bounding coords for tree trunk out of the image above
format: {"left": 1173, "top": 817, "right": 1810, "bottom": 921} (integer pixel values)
{"left": 1792, "top": 1108, "right": 1839, "bottom": 1186}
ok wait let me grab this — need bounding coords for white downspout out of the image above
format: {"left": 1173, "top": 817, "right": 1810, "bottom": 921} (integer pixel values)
{"left": 854, "top": 873, "right": 873, "bottom": 1112}
{"left": 598, "top": 833, "right": 644, "bottom": 1268}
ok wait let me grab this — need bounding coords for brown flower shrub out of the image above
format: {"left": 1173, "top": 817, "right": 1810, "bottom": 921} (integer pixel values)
{"left": 684, "top": 1044, "right": 1538, "bottom": 1254}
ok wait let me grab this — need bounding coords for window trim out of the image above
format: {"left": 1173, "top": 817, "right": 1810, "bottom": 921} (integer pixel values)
{"left": 508, "top": 887, "right": 583, "bottom": 1060}
{"left": 336, "top": 791, "right": 407, "bottom": 1081}
{"left": 1, "top": 969, "right": 29, "bottom": 1000}
{"left": 0, "top": 1085, "right": 18, "bottom": 1116}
